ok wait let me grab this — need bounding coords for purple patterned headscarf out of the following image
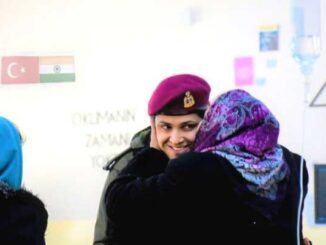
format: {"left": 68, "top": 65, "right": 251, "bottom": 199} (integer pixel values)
{"left": 195, "top": 89, "right": 288, "bottom": 200}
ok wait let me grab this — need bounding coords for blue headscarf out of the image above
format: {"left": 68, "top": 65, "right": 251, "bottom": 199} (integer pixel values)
{"left": 0, "top": 116, "right": 23, "bottom": 190}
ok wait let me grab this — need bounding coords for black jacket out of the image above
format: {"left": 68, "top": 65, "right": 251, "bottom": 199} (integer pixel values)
{"left": 106, "top": 146, "right": 308, "bottom": 245}
{"left": 0, "top": 182, "right": 48, "bottom": 245}
{"left": 94, "top": 127, "right": 150, "bottom": 245}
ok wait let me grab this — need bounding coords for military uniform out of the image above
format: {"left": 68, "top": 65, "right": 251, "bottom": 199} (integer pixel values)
{"left": 93, "top": 127, "right": 150, "bottom": 244}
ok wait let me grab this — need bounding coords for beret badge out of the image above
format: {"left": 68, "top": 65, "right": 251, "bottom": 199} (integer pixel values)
{"left": 184, "top": 91, "right": 195, "bottom": 108}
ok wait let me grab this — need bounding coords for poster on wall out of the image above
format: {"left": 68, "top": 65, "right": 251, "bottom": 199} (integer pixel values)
{"left": 1, "top": 56, "right": 75, "bottom": 84}
{"left": 259, "top": 24, "right": 279, "bottom": 52}
{"left": 234, "top": 56, "right": 254, "bottom": 86}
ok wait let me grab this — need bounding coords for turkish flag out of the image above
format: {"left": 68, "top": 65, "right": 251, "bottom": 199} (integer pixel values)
{"left": 1, "top": 56, "right": 39, "bottom": 84}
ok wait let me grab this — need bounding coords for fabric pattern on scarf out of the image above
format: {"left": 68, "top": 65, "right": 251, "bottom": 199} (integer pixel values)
{"left": 195, "top": 89, "right": 288, "bottom": 200}
{"left": 0, "top": 116, "right": 22, "bottom": 190}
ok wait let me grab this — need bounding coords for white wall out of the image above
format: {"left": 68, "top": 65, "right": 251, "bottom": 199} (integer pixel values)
{"left": 0, "top": 0, "right": 325, "bottom": 243}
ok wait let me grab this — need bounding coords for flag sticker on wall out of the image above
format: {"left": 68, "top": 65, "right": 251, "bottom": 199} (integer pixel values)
{"left": 39, "top": 56, "right": 75, "bottom": 83}
{"left": 1, "top": 56, "right": 75, "bottom": 84}
{"left": 1, "top": 56, "right": 39, "bottom": 84}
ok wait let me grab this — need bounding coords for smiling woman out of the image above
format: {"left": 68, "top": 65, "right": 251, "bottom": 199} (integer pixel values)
{"left": 148, "top": 74, "right": 210, "bottom": 160}
{"left": 94, "top": 74, "right": 212, "bottom": 244}
{"left": 153, "top": 113, "right": 202, "bottom": 159}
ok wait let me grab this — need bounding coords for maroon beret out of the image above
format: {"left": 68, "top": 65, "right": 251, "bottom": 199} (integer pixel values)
{"left": 148, "top": 74, "right": 211, "bottom": 116}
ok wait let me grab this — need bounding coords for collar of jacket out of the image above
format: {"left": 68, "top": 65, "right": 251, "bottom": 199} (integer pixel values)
{"left": 103, "top": 126, "right": 151, "bottom": 170}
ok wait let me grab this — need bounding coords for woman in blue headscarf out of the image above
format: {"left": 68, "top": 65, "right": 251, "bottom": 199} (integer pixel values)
{"left": 0, "top": 116, "right": 48, "bottom": 244}
{"left": 106, "top": 89, "right": 309, "bottom": 245}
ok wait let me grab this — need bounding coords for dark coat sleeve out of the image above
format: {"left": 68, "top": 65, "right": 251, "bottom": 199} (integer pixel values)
{"left": 0, "top": 188, "right": 48, "bottom": 245}
{"left": 105, "top": 150, "right": 227, "bottom": 244}
{"left": 281, "top": 145, "right": 309, "bottom": 244}
{"left": 106, "top": 149, "right": 220, "bottom": 228}
{"left": 106, "top": 148, "right": 170, "bottom": 225}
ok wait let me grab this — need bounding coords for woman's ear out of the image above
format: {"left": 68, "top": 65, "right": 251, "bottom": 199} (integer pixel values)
{"left": 150, "top": 116, "right": 159, "bottom": 150}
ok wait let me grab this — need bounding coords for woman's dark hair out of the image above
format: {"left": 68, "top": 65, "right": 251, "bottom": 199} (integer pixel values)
{"left": 157, "top": 107, "right": 208, "bottom": 119}
{"left": 195, "top": 109, "right": 207, "bottom": 119}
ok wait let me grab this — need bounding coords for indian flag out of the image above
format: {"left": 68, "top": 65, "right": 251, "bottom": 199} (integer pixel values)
{"left": 39, "top": 56, "right": 75, "bottom": 83}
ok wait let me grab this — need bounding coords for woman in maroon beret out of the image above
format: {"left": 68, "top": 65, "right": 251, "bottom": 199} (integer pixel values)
{"left": 147, "top": 73, "right": 211, "bottom": 160}
{"left": 94, "top": 73, "right": 211, "bottom": 244}
{"left": 106, "top": 89, "right": 309, "bottom": 245}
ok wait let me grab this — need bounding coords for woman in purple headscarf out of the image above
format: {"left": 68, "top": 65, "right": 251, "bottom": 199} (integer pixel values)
{"left": 106, "top": 89, "right": 309, "bottom": 245}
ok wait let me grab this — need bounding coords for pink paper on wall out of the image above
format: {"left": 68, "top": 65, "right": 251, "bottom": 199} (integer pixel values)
{"left": 234, "top": 56, "right": 254, "bottom": 86}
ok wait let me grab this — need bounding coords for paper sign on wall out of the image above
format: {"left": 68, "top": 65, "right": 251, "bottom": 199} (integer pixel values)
{"left": 234, "top": 56, "right": 254, "bottom": 86}
{"left": 259, "top": 24, "right": 279, "bottom": 52}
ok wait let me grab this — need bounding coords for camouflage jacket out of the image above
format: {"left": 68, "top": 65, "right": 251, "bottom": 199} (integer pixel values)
{"left": 93, "top": 126, "right": 150, "bottom": 245}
